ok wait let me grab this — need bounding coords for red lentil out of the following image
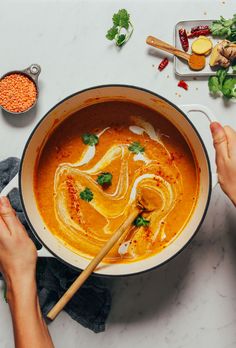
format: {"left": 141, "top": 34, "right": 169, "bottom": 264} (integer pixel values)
{"left": 0, "top": 73, "right": 37, "bottom": 113}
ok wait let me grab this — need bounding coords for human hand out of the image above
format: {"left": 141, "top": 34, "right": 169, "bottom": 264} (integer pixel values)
{"left": 0, "top": 196, "right": 54, "bottom": 347}
{"left": 210, "top": 122, "right": 236, "bottom": 206}
{"left": 0, "top": 196, "right": 37, "bottom": 289}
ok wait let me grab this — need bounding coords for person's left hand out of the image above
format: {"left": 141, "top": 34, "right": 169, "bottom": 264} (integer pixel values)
{"left": 0, "top": 196, "right": 37, "bottom": 290}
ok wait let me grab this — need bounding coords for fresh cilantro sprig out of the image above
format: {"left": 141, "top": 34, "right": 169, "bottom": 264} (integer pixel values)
{"left": 210, "top": 14, "right": 236, "bottom": 41}
{"left": 133, "top": 215, "right": 150, "bottom": 227}
{"left": 80, "top": 188, "right": 93, "bottom": 202}
{"left": 97, "top": 172, "right": 113, "bottom": 187}
{"left": 106, "top": 9, "right": 134, "bottom": 47}
{"left": 208, "top": 68, "right": 236, "bottom": 99}
{"left": 82, "top": 133, "right": 99, "bottom": 146}
{"left": 128, "top": 141, "right": 145, "bottom": 154}
{"left": 221, "top": 77, "right": 236, "bottom": 98}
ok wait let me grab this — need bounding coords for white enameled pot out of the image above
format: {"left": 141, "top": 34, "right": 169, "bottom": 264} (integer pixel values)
{"left": 1, "top": 85, "right": 217, "bottom": 276}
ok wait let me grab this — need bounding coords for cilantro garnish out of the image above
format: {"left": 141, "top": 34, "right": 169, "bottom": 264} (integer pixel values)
{"left": 133, "top": 215, "right": 150, "bottom": 227}
{"left": 82, "top": 133, "right": 99, "bottom": 146}
{"left": 208, "top": 67, "right": 236, "bottom": 99}
{"left": 97, "top": 172, "right": 113, "bottom": 187}
{"left": 128, "top": 141, "right": 145, "bottom": 154}
{"left": 106, "top": 26, "right": 118, "bottom": 40}
{"left": 80, "top": 188, "right": 93, "bottom": 202}
{"left": 106, "top": 9, "right": 134, "bottom": 47}
{"left": 210, "top": 14, "right": 236, "bottom": 42}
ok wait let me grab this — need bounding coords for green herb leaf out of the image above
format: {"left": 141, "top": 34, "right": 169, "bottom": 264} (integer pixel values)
{"left": 82, "top": 133, "right": 99, "bottom": 146}
{"left": 222, "top": 77, "right": 236, "bottom": 98}
{"left": 116, "top": 34, "right": 126, "bottom": 46}
{"left": 208, "top": 67, "right": 236, "bottom": 99}
{"left": 106, "top": 8, "right": 133, "bottom": 47}
{"left": 228, "top": 28, "right": 236, "bottom": 42}
{"left": 128, "top": 141, "right": 145, "bottom": 154}
{"left": 217, "top": 68, "right": 229, "bottom": 89}
{"left": 210, "top": 14, "right": 236, "bottom": 41}
{"left": 106, "top": 26, "right": 118, "bottom": 40}
{"left": 208, "top": 76, "right": 221, "bottom": 94}
{"left": 133, "top": 215, "right": 150, "bottom": 227}
{"left": 97, "top": 172, "right": 113, "bottom": 187}
{"left": 113, "top": 9, "right": 130, "bottom": 30}
{"left": 80, "top": 188, "right": 93, "bottom": 202}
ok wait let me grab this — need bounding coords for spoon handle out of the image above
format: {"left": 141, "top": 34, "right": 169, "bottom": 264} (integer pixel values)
{"left": 146, "top": 35, "right": 190, "bottom": 61}
{"left": 47, "top": 207, "right": 140, "bottom": 321}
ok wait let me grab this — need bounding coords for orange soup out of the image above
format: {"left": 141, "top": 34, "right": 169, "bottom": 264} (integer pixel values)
{"left": 34, "top": 101, "right": 199, "bottom": 263}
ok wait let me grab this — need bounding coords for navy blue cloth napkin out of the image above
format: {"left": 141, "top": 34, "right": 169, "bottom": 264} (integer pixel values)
{"left": 0, "top": 157, "right": 111, "bottom": 333}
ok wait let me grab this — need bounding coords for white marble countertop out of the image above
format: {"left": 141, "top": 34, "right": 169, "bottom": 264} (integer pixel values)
{"left": 0, "top": 0, "right": 236, "bottom": 347}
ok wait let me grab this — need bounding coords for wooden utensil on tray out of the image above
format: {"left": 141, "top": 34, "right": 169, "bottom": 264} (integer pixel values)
{"left": 146, "top": 35, "right": 205, "bottom": 71}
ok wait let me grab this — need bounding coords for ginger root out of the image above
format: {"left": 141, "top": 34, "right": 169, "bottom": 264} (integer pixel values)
{"left": 210, "top": 40, "right": 236, "bottom": 68}
{"left": 192, "top": 36, "right": 213, "bottom": 56}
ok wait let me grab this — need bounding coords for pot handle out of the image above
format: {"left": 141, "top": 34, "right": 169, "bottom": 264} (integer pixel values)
{"left": 0, "top": 173, "right": 53, "bottom": 257}
{"left": 179, "top": 104, "right": 218, "bottom": 189}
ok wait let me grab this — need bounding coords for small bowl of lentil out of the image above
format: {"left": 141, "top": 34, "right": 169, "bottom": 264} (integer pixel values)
{"left": 0, "top": 64, "right": 41, "bottom": 115}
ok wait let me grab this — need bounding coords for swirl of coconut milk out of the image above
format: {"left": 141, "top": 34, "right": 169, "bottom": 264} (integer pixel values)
{"left": 53, "top": 117, "right": 183, "bottom": 260}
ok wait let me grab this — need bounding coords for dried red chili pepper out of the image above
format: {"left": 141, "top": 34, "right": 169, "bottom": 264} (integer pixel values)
{"left": 191, "top": 25, "right": 210, "bottom": 33}
{"left": 158, "top": 57, "right": 169, "bottom": 71}
{"left": 178, "top": 80, "right": 188, "bottom": 90}
{"left": 179, "top": 28, "right": 189, "bottom": 52}
{"left": 188, "top": 28, "right": 211, "bottom": 38}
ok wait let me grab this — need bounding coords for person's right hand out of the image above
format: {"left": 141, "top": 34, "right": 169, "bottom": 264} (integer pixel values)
{"left": 210, "top": 122, "right": 236, "bottom": 206}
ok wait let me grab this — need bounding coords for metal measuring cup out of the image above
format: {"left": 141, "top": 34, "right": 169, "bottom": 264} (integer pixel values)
{"left": 0, "top": 64, "right": 41, "bottom": 115}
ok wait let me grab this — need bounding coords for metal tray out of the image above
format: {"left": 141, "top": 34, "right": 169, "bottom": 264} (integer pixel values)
{"left": 174, "top": 19, "right": 236, "bottom": 77}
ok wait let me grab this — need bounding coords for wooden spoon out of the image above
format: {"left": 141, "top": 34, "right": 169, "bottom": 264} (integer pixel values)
{"left": 146, "top": 35, "right": 206, "bottom": 71}
{"left": 47, "top": 189, "right": 157, "bottom": 321}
